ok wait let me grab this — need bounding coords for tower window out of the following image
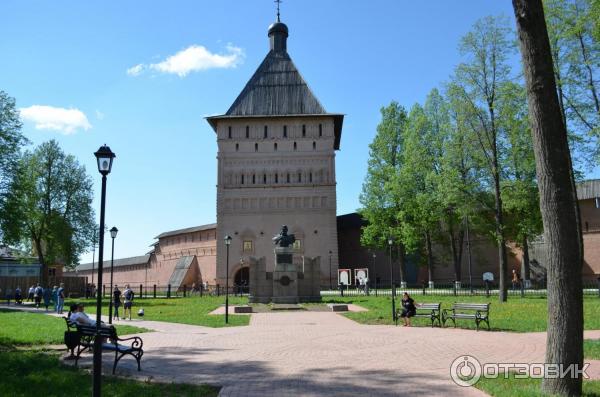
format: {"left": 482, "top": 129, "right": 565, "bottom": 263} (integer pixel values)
{"left": 309, "top": 172, "right": 313, "bottom": 183}
{"left": 293, "top": 142, "right": 297, "bottom": 151}
{"left": 298, "top": 173, "right": 302, "bottom": 183}
{"left": 263, "top": 174, "right": 267, "bottom": 184}
{"left": 283, "top": 125, "right": 287, "bottom": 138}
{"left": 252, "top": 174, "right": 256, "bottom": 184}
{"left": 313, "top": 141, "right": 316, "bottom": 150}
{"left": 287, "top": 173, "right": 290, "bottom": 183}
{"left": 228, "top": 126, "right": 232, "bottom": 139}
{"left": 246, "top": 126, "right": 249, "bottom": 138}
{"left": 243, "top": 240, "right": 253, "bottom": 252}
{"left": 241, "top": 175, "right": 244, "bottom": 184}
{"left": 235, "top": 143, "right": 239, "bottom": 151}
{"left": 302, "top": 124, "right": 306, "bottom": 137}
{"left": 319, "top": 124, "right": 322, "bottom": 137}
{"left": 264, "top": 126, "right": 268, "bottom": 138}
{"left": 274, "top": 143, "right": 278, "bottom": 151}
{"left": 275, "top": 174, "right": 278, "bottom": 183}
{"left": 255, "top": 143, "right": 258, "bottom": 152}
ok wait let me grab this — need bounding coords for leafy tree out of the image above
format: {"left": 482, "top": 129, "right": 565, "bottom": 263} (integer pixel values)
{"left": 0, "top": 90, "right": 27, "bottom": 205}
{"left": 0, "top": 140, "right": 96, "bottom": 284}
{"left": 498, "top": 82, "right": 543, "bottom": 281}
{"left": 513, "top": 0, "right": 584, "bottom": 394}
{"left": 359, "top": 102, "right": 408, "bottom": 284}
{"left": 449, "top": 16, "right": 516, "bottom": 302}
{"left": 395, "top": 103, "right": 443, "bottom": 285}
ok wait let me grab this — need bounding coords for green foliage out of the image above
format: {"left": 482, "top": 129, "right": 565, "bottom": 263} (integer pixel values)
{"left": 0, "top": 140, "right": 96, "bottom": 278}
{"left": 0, "top": 350, "right": 220, "bottom": 397}
{"left": 544, "top": 0, "right": 600, "bottom": 163}
{"left": 0, "top": 309, "right": 146, "bottom": 347}
{"left": 475, "top": 371, "right": 600, "bottom": 396}
{"left": 0, "top": 91, "right": 27, "bottom": 229}
{"left": 359, "top": 101, "right": 408, "bottom": 249}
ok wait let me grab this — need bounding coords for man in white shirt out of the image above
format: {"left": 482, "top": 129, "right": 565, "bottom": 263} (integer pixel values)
{"left": 69, "top": 304, "right": 96, "bottom": 326}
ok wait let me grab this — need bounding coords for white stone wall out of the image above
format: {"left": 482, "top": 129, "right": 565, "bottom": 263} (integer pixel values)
{"left": 215, "top": 117, "right": 339, "bottom": 286}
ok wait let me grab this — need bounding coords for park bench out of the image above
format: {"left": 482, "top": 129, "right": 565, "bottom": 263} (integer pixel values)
{"left": 442, "top": 303, "right": 490, "bottom": 331}
{"left": 73, "top": 323, "right": 144, "bottom": 374}
{"left": 395, "top": 303, "right": 442, "bottom": 327}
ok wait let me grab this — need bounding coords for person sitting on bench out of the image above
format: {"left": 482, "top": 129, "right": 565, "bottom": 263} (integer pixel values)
{"left": 69, "top": 304, "right": 97, "bottom": 326}
{"left": 399, "top": 292, "right": 417, "bottom": 327}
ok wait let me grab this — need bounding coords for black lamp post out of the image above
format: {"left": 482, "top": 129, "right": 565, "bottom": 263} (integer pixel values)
{"left": 92, "top": 144, "right": 115, "bottom": 397}
{"left": 372, "top": 253, "right": 376, "bottom": 288}
{"left": 224, "top": 235, "right": 232, "bottom": 324}
{"left": 108, "top": 226, "right": 118, "bottom": 325}
{"left": 388, "top": 237, "right": 396, "bottom": 324}
{"left": 328, "top": 250, "right": 333, "bottom": 290}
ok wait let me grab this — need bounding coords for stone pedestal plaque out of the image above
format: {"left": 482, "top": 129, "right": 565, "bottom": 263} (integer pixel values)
{"left": 272, "top": 247, "right": 299, "bottom": 304}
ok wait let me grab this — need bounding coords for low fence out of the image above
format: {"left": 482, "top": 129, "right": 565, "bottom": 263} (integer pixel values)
{"left": 89, "top": 283, "right": 247, "bottom": 300}
{"left": 0, "top": 276, "right": 87, "bottom": 298}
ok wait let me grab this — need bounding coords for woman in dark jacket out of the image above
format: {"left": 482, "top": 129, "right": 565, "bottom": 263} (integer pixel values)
{"left": 400, "top": 292, "right": 417, "bottom": 327}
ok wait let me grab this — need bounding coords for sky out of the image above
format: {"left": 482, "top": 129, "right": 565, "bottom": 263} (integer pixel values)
{"left": 1, "top": 1, "right": 553, "bottom": 264}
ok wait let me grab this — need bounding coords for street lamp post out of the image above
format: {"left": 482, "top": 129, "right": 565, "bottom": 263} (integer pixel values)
{"left": 388, "top": 237, "right": 396, "bottom": 324}
{"left": 371, "top": 253, "right": 376, "bottom": 289}
{"left": 108, "top": 226, "right": 118, "bottom": 325}
{"left": 92, "top": 144, "right": 115, "bottom": 397}
{"left": 328, "top": 250, "right": 333, "bottom": 290}
{"left": 224, "top": 235, "right": 232, "bottom": 324}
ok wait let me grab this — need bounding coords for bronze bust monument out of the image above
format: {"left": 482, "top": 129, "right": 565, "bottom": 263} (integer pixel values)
{"left": 272, "top": 225, "right": 295, "bottom": 248}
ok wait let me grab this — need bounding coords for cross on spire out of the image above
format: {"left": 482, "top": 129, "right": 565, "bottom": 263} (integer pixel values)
{"left": 275, "top": 0, "right": 282, "bottom": 22}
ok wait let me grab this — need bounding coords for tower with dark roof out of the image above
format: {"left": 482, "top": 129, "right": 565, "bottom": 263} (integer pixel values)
{"left": 207, "top": 19, "right": 343, "bottom": 287}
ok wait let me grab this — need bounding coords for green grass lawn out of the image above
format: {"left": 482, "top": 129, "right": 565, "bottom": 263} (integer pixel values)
{"left": 321, "top": 295, "right": 600, "bottom": 332}
{"left": 0, "top": 309, "right": 147, "bottom": 347}
{"left": 475, "top": 372, "right": 600, "bottom": 396}
{"left": 65, "top": 296, "right": 250, "bottom": 328}
{"left": 585, "top": 339, "right": 600, "bottom": 360}
{"left": 0, "top": 349, "right": 219, "bottom": 397}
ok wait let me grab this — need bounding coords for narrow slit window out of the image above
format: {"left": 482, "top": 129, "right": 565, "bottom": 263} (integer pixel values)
{"left": 294, "top": 142, "right": 297, "bottom": 151}
{"left": 274, "top": 143, "right": 278, "bottom": 151}
{"left": 312, "top": 141, "right": 316, "bottom": 150}
{"left": 309, "top": 173, "right": 313, "bottom": 183}
{"left": 263, "top": 174, "right": 267, "bottom": 184}
{"left": 298, "top": 173, "right": 302, "bottom": 183}
{"left": 235, "top": 143, "right": 239, "bottom": 151}
{"left": 319, "top": 124, "right": 322, "bottom": 137}
{"left": 241, "top": 175, "right": 244, "bottom": 184}
{"left": 255, "top": 143, "right": 258, "bottom": 152}
{"left": 228, "top": 126, "right": 232, "bottom": 139}
{"left": 252, "top": 174, "right": 256, "bottom": 184}
{"left": 302, "top": 124, "right": 306, "bottom": 137}
{"left": 246, "top": 126, "right": 249, "bottom": 138}
{"left": 283, "top": 125, "right": 287, "bottom": 138}
{"left": 275, "top": 174, "right": 278, "bottom": 183}
{"left": 264, "top": 125, "right": 268, "bottom": 138}
{"left": 286, "top": 173, "right": 290, "bottom": 183}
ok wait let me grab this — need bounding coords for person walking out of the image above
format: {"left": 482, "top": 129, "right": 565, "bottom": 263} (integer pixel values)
{"left": 42, "top": 285, "right": 51, "bottom": 311}
{"left": 27, "top": 285, "right": 34, "bottom": 302}
{"left": 34, "top": 284, "right": 43, "bottom": 308}
{"left": 123, "top": 284, "right": 134, "bottom": 320}
{"left": 56, "top": 283, "right": 65, "bottom": 314}
{"left": 51, "top": 285, "right": 58, "bottom": 311}
{"left": 112, "top": 286, "right": 122, "bottom": 320}
{"left": 14, "top": 286, "right": 22, "bottom": 304}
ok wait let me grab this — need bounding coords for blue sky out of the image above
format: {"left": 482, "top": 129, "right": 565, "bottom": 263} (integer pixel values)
{"left": 1, "top": 1, "right": 532, "bottom": 263}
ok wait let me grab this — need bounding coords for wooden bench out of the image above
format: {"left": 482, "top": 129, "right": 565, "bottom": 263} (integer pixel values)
{"left": 395, "top": 303, "right": 441, "bottom": 327}
{"left": 442, "top": 303, "right": 490, "bottom": 330}
{"left": 74, "top": 324, "right": 144, "bottom": 374}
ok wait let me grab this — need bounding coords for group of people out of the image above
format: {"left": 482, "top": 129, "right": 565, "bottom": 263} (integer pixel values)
{"left": 111, "top": 284, "right": 135, "bottom": 320}
{"left": 3, "top": 283, "right": 65, "bottom": 313}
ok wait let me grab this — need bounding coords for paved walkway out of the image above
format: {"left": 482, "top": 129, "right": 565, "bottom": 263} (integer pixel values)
{"left": 4, "top": 304, "right": 600, "bottom": 396}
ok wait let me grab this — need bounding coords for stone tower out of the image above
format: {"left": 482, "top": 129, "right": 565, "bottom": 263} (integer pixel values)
{"left": 206, "top": 19, "right": 343, "bottom": 288}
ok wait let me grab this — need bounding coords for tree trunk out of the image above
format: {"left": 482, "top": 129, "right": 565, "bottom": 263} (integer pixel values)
{"left": 512, "top": 1, "right": 584, "bottom": 395}
{"left": 493, "top": 170, "right": 509, "bottom": 303}
{"left": 425, "top": 231, "right": 434, "bottom": 283}
{"left": 522, "top": 235, "right": 531, "bottom": 281}
{"left": 397, "top": 244, "right": 406, "bottom": 283}
{"left": 449, "top": 219, "right": 465, "bottom": 283}
{"left": 34, "top": 238, "right": 48, "bottom": 286}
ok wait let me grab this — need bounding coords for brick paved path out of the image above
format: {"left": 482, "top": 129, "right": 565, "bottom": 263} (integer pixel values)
{"left": 4, "top": 304, "right": 600, "bottom": 396}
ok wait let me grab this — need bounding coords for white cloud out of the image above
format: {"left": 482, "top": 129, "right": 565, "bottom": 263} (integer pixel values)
{"left": 127, "top": 44, "right": 244, "bottom": 78}
{"left": 19, "top": 105, "right": 92, "bottom": 135}
{"left": 126, "top": 63, "right": 144, "bottom": 76}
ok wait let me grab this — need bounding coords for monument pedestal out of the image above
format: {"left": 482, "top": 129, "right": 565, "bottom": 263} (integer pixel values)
{"left": 272, "top": 247, "right": 299, "bottom": 304}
